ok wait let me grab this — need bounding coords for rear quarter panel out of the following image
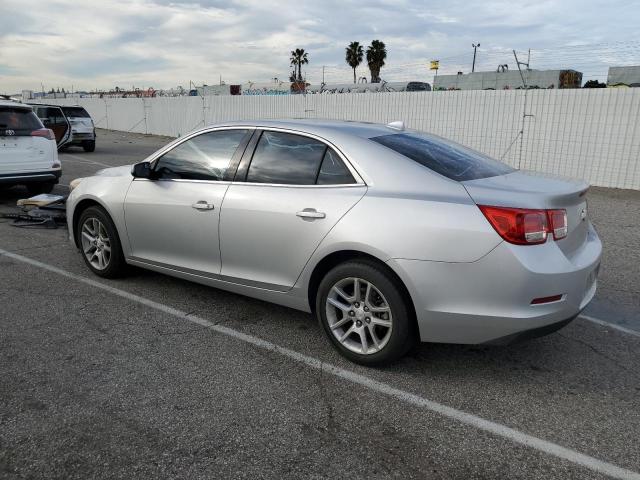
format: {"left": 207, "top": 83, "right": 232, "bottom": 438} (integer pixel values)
{"left": 311, "top": 186, "right": 501, "bottom": 264}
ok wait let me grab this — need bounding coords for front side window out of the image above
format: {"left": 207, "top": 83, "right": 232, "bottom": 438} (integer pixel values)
{"left": 371, "top": 132, "right": 514, "bottom": 181}
{"left": 246, "top": 131, "right": 327, "bottom": 185}
{"left": 154, "top": 129, "right": 249, "bottom": 181}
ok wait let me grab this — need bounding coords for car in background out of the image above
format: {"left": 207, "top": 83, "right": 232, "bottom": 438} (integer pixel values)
{"left": 28, "top": 104, "right": 72, "bottom": 150}
{"left": 61, "top": 105, "right": 96, "bottom": 152}
{"left": 0, "top": 100, "right": 61, "bottom": 194}
{"left": 30, "top": 104, "right": 97, "bottom": 152}
{"left": 67, "top": 119, "right": 601, "bottom": 365}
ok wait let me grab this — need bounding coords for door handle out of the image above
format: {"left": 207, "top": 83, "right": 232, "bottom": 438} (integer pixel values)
{"left": 296, "top": 209, "right": 326, "bottom": 219}
{"left": 192, "top": 201, "right": 215, "bottom": 211}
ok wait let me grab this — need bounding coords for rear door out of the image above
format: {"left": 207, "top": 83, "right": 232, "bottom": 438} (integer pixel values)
{"left": 0, "top": 105, "right": 52, "bottom": 173}
{"left": 34, "top": 106, "right": 71, "bottom": 147}
{"left": 219, "top": 129, "right": 366, "bottom": 291}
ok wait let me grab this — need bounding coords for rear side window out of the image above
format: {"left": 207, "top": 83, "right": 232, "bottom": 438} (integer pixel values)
{"left": 246, "top": 131, "right": 327, "bottom": 185}
{"left": 0, "top": 107, "right": 43, "bottom": 133}
{"left": 371, "top": 132, "right": 514, "bottom": 181}
{"left": 154, "top": 129, "right": 249, "bottom": 181}
{"left": 317, "top": 149, "right": 355, "bottom": 185}
{"left": 62, "top": 107, "right": 90, "bottom": 118}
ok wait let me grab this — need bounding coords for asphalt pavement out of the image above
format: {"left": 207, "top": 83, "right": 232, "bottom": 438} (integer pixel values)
{"left": 0, "top": 129, "right": 639, "bottom": 479}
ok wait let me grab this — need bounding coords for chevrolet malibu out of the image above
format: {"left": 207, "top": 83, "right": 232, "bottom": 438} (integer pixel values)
{"left": 67, "top": 120, "right": 601, "bottom": 365}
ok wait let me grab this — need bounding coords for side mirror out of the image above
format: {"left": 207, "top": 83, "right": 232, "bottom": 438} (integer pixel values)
{"left": 132, "top": 161, "right": 153, "bottom": 179}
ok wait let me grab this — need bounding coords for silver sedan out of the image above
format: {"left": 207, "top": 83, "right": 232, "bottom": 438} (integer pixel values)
{"left": 67, "top": 120, "right": 602, "bottom": 365}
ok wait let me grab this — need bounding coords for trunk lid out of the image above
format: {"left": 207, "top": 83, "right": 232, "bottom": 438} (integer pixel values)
{"left": 463, "top": 171, "right": 590, "bottom": 256}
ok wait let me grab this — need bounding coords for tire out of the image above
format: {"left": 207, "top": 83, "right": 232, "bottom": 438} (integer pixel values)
{"left": 26, "top": 182, "right": 55, "bottom": 195}
{"left": 76, "top": 206, "right": 127, "bottom": 278}
{"left": 316, "top": 260, "right": 415, "bottom": 366}
{"left": 82, "top": 140, "right": 96, "bottom": 152}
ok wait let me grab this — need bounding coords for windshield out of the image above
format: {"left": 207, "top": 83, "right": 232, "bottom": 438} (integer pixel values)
{"left": 370, "top": 132, "right": 515, "bottom": 181}
{"left": 62, "top": 106, "right": 91, "bottom": 118}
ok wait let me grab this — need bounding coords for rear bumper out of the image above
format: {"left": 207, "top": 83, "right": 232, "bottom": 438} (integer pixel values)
{"left": 0, "top": 169, "right": 62, "bottom": 185}
{"left": 390, "top": 223, "right": 602, "bottom": 344}
{"left": 482, "top": 314, "right": 578, "bottom": 345}
{"left": 69, "top": 131, "right": 95, "bottom": 144}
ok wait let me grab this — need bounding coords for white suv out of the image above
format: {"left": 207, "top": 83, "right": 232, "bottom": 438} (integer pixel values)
{"left": 61, "top": 105, "right": 96, "bottom": 152}
{"left": 0, "top": 100, "right": 61, "bottom": 194}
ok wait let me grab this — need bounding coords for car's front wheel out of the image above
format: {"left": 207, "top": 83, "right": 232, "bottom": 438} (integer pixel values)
{"left": 77, "top": 206, "right": 126, "bottom": 278}
{"left": 316, "top": 260, "right": 415, "bottom": 365}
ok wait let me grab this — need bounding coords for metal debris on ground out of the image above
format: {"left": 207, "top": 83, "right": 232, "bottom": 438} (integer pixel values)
{"left": 0, "top": 194, "right": 67, "bottom": 229}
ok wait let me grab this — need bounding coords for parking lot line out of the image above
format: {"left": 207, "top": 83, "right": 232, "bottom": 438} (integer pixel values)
{"left": 580, "top": 314, "right": 640, "bottom": 338}
{"left": 1, "top": 246, "right": 638, "bottom": 480}
{"left": 62, "top": 153, "right": 113, "bottom": 168}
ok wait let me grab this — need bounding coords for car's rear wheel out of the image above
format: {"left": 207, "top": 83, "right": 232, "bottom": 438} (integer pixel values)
{"left": 26, "top": 182, "right": 55, "bottom": 195}
{"left": 316, "top": 260, "right": 414, "bottom": 365}
{"left": 77, "top": 206, "right": 126, "bottom": 278}
{"left": 82, "top": 140, "right": 96, "bottom": 152}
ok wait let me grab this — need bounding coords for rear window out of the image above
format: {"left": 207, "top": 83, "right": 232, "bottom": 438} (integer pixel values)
{"left": 61, "top": 106, "right": 90, "bottom": 118}
{"left": 370, "top": 132, "right": 515, "bottom": 181}
{"left": 0, "top": 107, "right": 43, "bottom": 133}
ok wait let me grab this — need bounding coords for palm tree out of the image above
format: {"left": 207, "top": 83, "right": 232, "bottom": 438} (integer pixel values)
{"left": 345, "top": 41, "right": 364, "bottom": 84}
{"left": 366, "top": 40, "right": 387, "bottom": 83}
{"left": 290, "top": 48, "right": 309, "bottom": 82}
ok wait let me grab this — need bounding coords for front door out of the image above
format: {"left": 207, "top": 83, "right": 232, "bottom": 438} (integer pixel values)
{"left": 124, "top": 128, "right": 251, "bottom": 275}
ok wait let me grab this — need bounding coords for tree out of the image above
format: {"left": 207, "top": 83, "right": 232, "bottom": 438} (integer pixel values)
{"left": 366, "top": 40, "right": 387, "bottom": 83}
{"left": 289, "top": 48, "right": 309, "bottom": 82}
{"left": 345, "top": 41, "right": 364, "bottom": 84}
{"left": 583, "top": 79, "right": 606, "bottom": 88}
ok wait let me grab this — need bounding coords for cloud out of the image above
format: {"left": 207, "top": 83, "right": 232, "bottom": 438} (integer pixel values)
{"left": 0, "top": 0, "right": 638, "bottom": 93}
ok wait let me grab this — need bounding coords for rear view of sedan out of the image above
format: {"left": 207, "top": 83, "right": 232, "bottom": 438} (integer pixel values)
{"left": 67, "top": 120, "right": 601, "bottom": 365}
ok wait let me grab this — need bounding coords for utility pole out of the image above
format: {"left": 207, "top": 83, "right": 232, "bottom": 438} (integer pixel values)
{"left": 322, "top": 66, "right": 325, "bottom": 84}
{"left": 472, "top": 43, "right": 480, "bottom": 72}
{"left": 513, "top": 50, "right": 530, "bottom": 88}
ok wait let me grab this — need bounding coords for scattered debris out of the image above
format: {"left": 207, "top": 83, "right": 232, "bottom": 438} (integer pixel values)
{"left": 0, "top": 194, "right": 67, "bottom": 229}
{"left": 17, "top": 194, "right": 66, "bottom": 208}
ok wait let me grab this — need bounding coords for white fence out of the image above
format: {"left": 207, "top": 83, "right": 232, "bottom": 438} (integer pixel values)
{"left": 45, "top": 89, "right": 640, "bottom": 190}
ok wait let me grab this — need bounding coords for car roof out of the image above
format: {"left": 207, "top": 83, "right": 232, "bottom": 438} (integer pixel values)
{"left": 0, "top": 100, "right": 33, "bottom": 110}
{"left": 27, "top": 103, "right": 63, "bottom": 108}
{"left": 209, "top": 119, "right": 400, "bottom": 141}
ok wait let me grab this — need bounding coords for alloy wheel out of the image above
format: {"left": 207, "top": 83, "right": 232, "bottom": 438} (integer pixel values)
{"left": 80, "top": 217, "right": 112, "bottom": 270}
{"left": 325, "top": 277, "right": 393, "bottom": 355}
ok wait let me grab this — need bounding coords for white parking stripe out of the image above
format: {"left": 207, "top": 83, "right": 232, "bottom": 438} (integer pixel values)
{"left": 580, "top": 314, "right": 640, "bottom": 338}
{"left": 61, "top": 153, "right": 112, "bottom": 168}
{"left": 1, "top": 246, "right": 638, "bottom": 480}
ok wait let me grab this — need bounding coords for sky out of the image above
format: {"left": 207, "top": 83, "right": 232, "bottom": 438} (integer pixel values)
{"left": 1, "top": 0, "right": 639, "bottom": 94}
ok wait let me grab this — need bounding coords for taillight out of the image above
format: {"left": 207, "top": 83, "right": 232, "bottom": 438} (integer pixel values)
{"left": 479, "top": 205, "right": 569, "bottom": 245}
{"left": 31, "top": 128, "right": 56, "bottom": 141}
{"left": 478, "top": 206, "right": 548, "bottom": 245}
{"left": 547, "top": 209, "right": 567, "bottom": 240}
